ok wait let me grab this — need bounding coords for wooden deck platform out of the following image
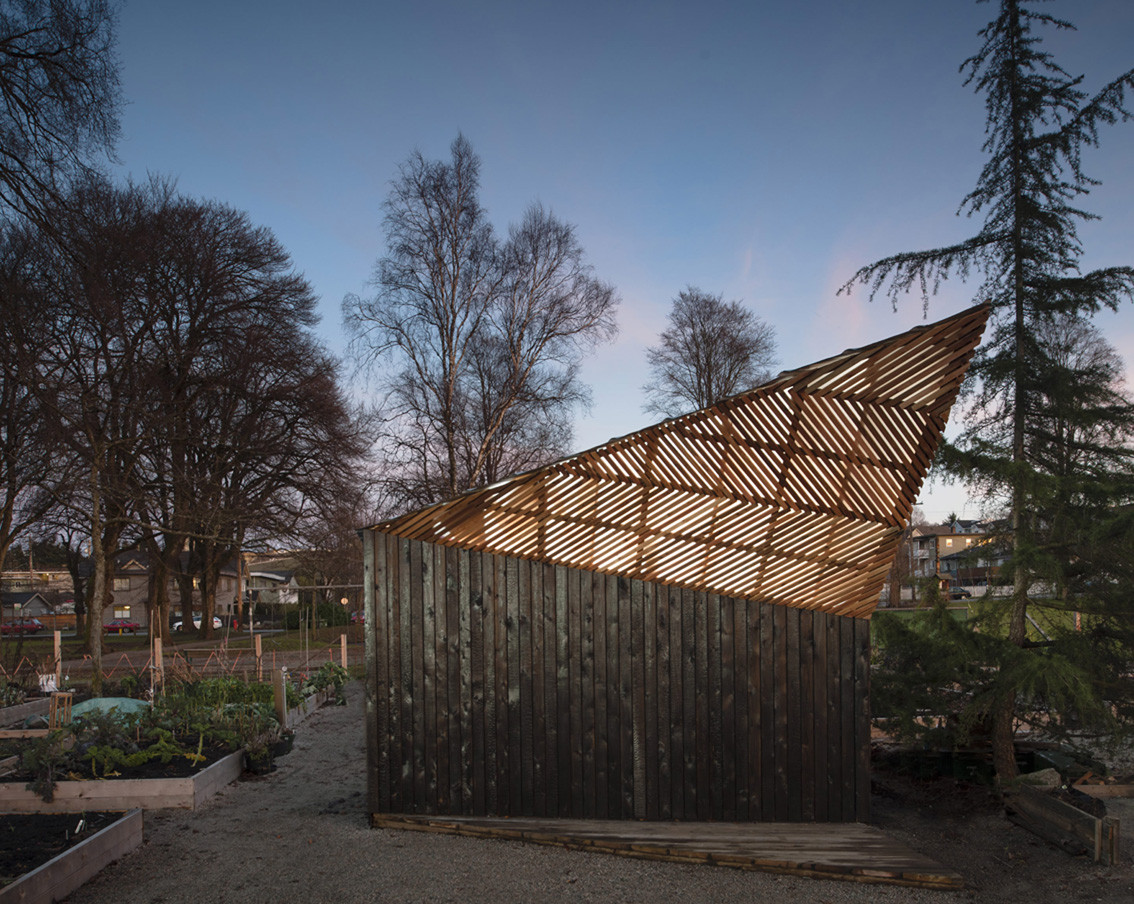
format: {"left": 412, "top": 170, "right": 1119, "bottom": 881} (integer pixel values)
{"left": 371, "top": 814, "right": 964, "bottom": 890}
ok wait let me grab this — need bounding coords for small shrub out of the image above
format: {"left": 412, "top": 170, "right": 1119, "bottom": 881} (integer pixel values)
{"left": 302, "top": 662, "right": 349, "bottom": 704}
{"left": 21, "top": 729, "right": 78, "bottom": 802}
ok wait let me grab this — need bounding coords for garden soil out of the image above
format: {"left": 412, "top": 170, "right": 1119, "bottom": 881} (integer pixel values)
{"left": 64, "top": 682, "right": 1134, "bottom": 904}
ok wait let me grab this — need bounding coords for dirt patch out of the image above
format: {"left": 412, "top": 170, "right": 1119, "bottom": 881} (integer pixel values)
{"left": 0, "top": 811, "right": 122, "bottom": 885}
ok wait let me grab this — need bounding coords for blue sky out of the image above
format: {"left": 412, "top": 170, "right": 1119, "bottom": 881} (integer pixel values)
{"left": 112, "top": 0, "right": 1134, "bottom": 522}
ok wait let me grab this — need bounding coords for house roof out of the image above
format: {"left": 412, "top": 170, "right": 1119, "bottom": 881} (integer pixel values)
{"left": 113, "top": 550, "right": 239, "bottom": 577}
{"left": 367, "top": 304, "right": 988, "bottom": 618}
{"left": 1, "top": 590, "right": 51, "bottom": 614}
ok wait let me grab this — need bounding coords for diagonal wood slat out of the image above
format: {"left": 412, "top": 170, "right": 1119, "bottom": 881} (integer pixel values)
{"left": 368, "top": 305, "right": 988, "bottom": 617}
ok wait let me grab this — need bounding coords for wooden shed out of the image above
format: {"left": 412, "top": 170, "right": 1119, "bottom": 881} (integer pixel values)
{"left": 361, "top": 305, "right": 988, "bottom": 823}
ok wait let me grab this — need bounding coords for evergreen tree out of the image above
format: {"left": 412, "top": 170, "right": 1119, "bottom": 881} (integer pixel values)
{"left": 844, "top": 0, "right": 1134, "bottom": 781}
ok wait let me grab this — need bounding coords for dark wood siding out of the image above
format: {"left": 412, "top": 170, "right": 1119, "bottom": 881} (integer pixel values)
{"left": 365, "top": 535, "right": 871, "bottom": 822}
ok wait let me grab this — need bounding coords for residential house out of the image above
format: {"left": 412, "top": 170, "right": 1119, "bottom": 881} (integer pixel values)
{"left": 1, "top": 590, "right": 52, "bottom": 619}
{"left": 105, "top": 551, "right": 241, "bottom": 630}
{"left": 246, "top": 565, "right": 299, "bottom": 624}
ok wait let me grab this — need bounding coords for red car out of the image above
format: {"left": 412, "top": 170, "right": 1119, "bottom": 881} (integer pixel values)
{"left": 1, "top": 617, "right": 43, "bottom": 636}
{"left": 104, "top": 618, "right": 141, "bottom": 635}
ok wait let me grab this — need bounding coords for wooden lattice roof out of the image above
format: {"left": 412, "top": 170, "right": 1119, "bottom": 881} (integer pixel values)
{"left": 369, "top": 305, "right": 988, "bottom": 617}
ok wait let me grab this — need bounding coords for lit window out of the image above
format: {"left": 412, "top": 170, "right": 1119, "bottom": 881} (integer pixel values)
{"left": 113, "top": 606, "right": 130, "bottom": 619}
{"left": 113, "top": 577, "right": 130, "bottom": 591}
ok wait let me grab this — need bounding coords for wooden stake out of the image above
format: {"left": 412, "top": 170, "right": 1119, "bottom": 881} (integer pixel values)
{"left": 273, "top": 667, "right": 288, "bottom": 729}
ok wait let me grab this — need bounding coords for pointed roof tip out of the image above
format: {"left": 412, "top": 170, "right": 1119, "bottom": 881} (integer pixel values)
{"left": 367, "top": 304, "right": 988, "bottom": 619}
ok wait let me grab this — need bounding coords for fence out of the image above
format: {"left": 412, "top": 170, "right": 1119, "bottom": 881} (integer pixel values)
{"left": 0, "top": 635, "right": 358, "bottom": 688}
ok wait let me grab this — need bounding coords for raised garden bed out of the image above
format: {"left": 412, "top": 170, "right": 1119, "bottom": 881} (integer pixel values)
{"left": 0, "top": 750, "right": 243, "bottom": 814}
{"left": 0, "top": 699, "right": 50, "bottom": 729}
{"left": 286, "top": 687, "right": 333, "bottom": 729}
{"left": 1004, "top": 783, "right": 1121, "bottom": 865}
{"left": 0, "top": 809, "right": 142, "bottom": 904}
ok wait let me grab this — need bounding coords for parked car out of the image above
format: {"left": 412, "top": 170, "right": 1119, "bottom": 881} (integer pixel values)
{"left": 172, "top": 616, "right": 223, "bottom": 631}
{"left": 1, "top": 617, "right": 43, "bottom": 636}
{"left": 104, "top": 618, "right": 141, "bottom": 634}
{"left": 948, "top": 588, "right": 972, "bottom": 600}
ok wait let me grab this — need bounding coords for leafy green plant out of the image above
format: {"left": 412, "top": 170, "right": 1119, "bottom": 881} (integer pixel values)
{"left": 84, "top": 729, "right": 199, "bottom": 777}
{"left": 0, "top": 677, "right": 27, "bottom": 707}
{"left": 301, "top": 662, "right": 349, "bottom": 705}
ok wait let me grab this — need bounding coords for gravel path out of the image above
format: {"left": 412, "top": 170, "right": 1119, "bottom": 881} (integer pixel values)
{"left": 64, "top": 682, "right": 1133, "bottom": 904}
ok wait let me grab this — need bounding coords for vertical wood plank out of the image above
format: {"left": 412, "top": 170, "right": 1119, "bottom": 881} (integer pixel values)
{"left": 694, "top": 591, "right": 710, "bottom": 820}
{"left": 527, "top": 560, "right": 540, "bottom": 815}
{"left": 581, "top": 567, "right": 597, "bottom": 817}
{"left": 448, "top": 545, "right": 464, "bottom": 812}
{"left": 481, "top": 553, "right": 498, "bottom": 814}
{"left": 826, "top": 613, "right": 843, "bottom": 821}
{"left": 506, "top": 555, "right": 522, "bottom": 816}
{"left": 517, "top": 558, "right": 534, "bottom": 815}
{"left": 799, "top": 608, "right": 815, "bottom": 822}
{"left": 772, "top": 604, "right": 789, "bottom": 820}
{"left": 855, "top": 616, "right": 871, "bottom": 822}
{"left": 568, "top": 566, "right": 584, "bottom": 817}
{"left": 618, "top": 576, "right": 634, "bottom": 819}
{"left": 786, "top": 606, "right": 801, "bottom": 822}
{"left": 732, "top": 595, "right": 749, "bottom": 821}
{"left": 748, "top": 600, "right": 763, "bottom": 821}
{"left": 494, "top": 553, "right": 510, "bottom": 814}
{"left": 669, "top": 584, "right": 685, "bottom": 819}
{"left": 759, "top": 601, "right": 776, "bottom": 820}
{"left": 392, "top": 536, "right": 408, "bottom": 812}
{"left": 719, "top": 594, "right": 735, "bottom": 821}
{"left": 542, "top": 561, "right": 558, "bottom": 816}
{"left": 681, "top": 587, "right": 697, "bottom": 820}
{"left": 655, "top": 581, "right": 672, "bottom": 819}
{"left": 530, "top": 560, "right": 546, "bottom": 817}
{"left": 705, "top": 592, "right": 722, "bottom": 821}
{"left": 641, "top": 580, "right": 658, "bottom": 819}
{"left": 469, "top": 551, "right": 486, "bottom": 815}
{"left": 603, "top": 573, "right": 621, "bottom": 821}
{"left": 840, "top": 615, "right": 856, "bottom": 821}
{"left": 423, "top": 543, "right": 440, "bottom": 812}
{"left": 409, "top": 539, "right": 426, "bottom": 811}
{"left": 432, "top": 544, "right": 447, "bottom": 812}
{"left": 812, "top": 609, "right": 829, "bottom": 822}
{"left": 555, "top": 564, "right": 571, "bottom": 817}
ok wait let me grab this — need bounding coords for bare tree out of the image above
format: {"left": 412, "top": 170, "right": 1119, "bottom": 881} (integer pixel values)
{"left": 16, "top": 176, "right": 163, "bottom": 689}
{"left": 642, "top": 287, "right": 778, "bottom": 418}
{"left": 0, "top": 0, "right": 120, "bottom": 225}
{"left": 16, "top": 175, "right": 369, "bottom": 674}
{"left": 0, "top": 224, "right": 59, "bottom": 583}
{"left": 345, "top": 135, "right": 618, "bottom": 507}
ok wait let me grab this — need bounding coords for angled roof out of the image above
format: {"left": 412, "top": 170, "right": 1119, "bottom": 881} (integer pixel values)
{"left": 368, "top": 305, "right": 988, "bottom": 618}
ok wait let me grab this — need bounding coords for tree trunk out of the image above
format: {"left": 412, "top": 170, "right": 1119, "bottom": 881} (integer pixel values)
{"left": 87, "top": 466, "right": 105, "bottom": 695}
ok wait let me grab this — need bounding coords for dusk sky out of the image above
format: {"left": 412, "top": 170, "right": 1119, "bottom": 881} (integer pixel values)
{"left": 112, "top": 1, "right": 1134, "bottom": 522}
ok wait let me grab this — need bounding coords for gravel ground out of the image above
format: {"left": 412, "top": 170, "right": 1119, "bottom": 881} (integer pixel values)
{"left": 64, "top": 682, "right": 1134, "bottom": 904}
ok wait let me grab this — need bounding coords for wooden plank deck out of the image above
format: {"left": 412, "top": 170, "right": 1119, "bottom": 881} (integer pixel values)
{"left": 370, "top": 813, "right": 964, "bottom": 890}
